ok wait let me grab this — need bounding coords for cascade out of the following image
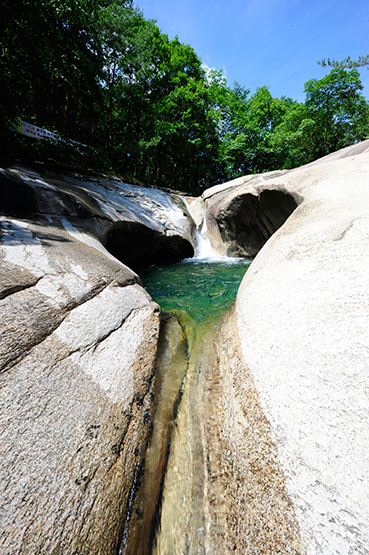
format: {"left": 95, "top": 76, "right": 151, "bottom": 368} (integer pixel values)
{"left": 193, "top": 217, "right": 226, "bottom": 260}
{"left": 182, "top": 196, "right": 228, "bottom": 261}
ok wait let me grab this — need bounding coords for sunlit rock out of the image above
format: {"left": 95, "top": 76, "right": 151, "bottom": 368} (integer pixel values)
{"left": 2, "top": 137, "right": 369, "bottom": 553}
{"left": 231, "top": 140, "right": 369, "bottom": 552}
{"left": 0, "top": 165, "right": 193, "bottom": 552}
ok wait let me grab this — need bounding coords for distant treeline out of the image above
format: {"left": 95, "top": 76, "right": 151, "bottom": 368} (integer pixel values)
{"left": 2, "top": 0, "right": 369, "bottom": 193}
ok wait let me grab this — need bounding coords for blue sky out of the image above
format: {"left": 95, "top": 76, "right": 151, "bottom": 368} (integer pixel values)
{"left": 140, "top": 0, "right": 369, "bottom": 102}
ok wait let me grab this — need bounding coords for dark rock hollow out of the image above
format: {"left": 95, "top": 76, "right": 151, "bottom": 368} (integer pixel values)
{"left": 216, "top": 189, "right": 297, "bottom": 257}
{"left": 104, "top": 221, "right": 194, "bottom": 271}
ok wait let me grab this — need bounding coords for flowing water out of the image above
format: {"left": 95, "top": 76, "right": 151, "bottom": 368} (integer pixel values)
{"left": 133, "top": 257, "right": 250, "bottom": 553}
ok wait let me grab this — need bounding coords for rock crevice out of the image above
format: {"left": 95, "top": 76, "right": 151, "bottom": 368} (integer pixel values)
{"left": 2, "top": 138, "right": 369, "bottom": 553}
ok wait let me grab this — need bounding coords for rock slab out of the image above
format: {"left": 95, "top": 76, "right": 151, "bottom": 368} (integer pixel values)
{"left": 0, "top": 167, "right": 173, "bottom": 553}
{"left": 228, "top": 141, "right": 369, "bottom": 553}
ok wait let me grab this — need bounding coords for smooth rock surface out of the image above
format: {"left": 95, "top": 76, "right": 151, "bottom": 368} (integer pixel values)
{"left": 0, "top": 166, "right": 194, "bottom": 269}
{"left": 221, "top": 140, "right": 369, "bottom": 553}
{"left": 0, "top": 166, "right": 181, "bottom": 552}
{"left": 3, "top": 138, "right": 369, "bottom": 554}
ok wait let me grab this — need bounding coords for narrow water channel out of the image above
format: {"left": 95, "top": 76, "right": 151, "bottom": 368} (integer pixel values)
{"left": 127, "top": 258, "right": 250, "bottom": 554}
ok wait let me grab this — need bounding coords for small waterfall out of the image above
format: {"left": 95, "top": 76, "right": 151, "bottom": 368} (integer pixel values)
{"left": 193, "top": 217, "right": 226, "bottom": 260}
{"left": 182, "top": 196, "right": 228, "bottom": 262}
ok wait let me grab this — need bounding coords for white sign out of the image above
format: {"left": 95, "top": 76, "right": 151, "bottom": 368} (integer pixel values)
{"left": 16, "top": 120, "right": 59, "bottom": 142}
{"left": 11, "top": 119, "right": 88, "bottom": 151}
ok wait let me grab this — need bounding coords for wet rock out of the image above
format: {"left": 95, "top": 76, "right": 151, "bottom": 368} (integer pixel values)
{"left": 153, "top": 309, "right": 302, "bottom": 554}
{"left": 125, "top": 313, "right": 188, "bottom": 555}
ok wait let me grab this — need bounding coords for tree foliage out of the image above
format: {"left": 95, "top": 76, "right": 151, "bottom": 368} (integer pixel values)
{"left": 304, "top": 68, "right": 369, "bottom": 158}
{"left": 2, "top": 0, "right": 369, "bottom": 193}
{"left": 318, "top": 54, "right": 369, "bottom": 69}
{"left": 1, "top": 0, "right": 102, "bottom": 140}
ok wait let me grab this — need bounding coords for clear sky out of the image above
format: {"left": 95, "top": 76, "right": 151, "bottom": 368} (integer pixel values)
{"left": 140, "top": 0, "right": 369, "bottom": 102}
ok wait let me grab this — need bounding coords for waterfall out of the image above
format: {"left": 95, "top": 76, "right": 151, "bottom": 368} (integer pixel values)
{"left": 193, "top": 216, "right": 226, "bottom": 260}
{"left": 182, "top": 196, "right": 228, "bottom": 261}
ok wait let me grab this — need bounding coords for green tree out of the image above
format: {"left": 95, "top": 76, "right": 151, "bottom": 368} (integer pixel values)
{"left": 137, "top": 37, "right": 223, "bottom": 192}
{"left": 207, "top": 76, "right": 251, "bottom": 178}
{"left": 4, "top": 1, "right": 367, "bottom": 191}
{"left": 96, "top": 2, "right": 222, "bottom": 191}
{"left": 318, "top": 54, "right": 369, "bottom": 69}
{"left": 1, "top": 0, "right": 102, "bottom": 143}
{"left": 270, "top": 103, "right": 316, "bottom": 168}
{"left": 97, "top": 0, "right": 155, "bottom": 152}
{"left": 304, "top": 68, "right": 369, "bottom": 158}
{"left": 210, "top": 80, "right": 305, "bottom": 176}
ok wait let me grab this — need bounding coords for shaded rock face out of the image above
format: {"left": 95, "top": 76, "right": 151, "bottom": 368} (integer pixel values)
{"left": 0, "top": 165, "right": 194, "bottom": 553}
{"left": 216, "top": 189, "right": 298, "bottom": 257}
{"left": 0, "top": 169, "right": 95, "bottom": 218}
{"left": 104, "top": 221, "right": 193, "bottom": 271}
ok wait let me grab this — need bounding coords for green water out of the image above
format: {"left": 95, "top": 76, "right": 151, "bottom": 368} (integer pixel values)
{"left": 141, "top": 259, "right": 250, "bottom": 324}
{"left": 133, "top": 259, "right": 250, "bottom": 553}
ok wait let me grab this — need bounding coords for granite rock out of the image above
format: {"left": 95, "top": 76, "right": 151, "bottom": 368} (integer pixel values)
{"left": 228, "top": 140, "right": 369, "bottom": 553}
{"left": 0, "top": 166, "right": 185, "bottom": 553}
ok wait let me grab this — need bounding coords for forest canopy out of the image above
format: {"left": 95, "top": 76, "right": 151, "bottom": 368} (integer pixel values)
{"left": 2, "top": 0, "right": 369, "bottom": 194}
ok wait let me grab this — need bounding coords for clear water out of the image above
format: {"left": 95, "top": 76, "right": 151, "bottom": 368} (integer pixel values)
{"left": 141, "top": 259, "right": 250, "bottom": 324}
{"left": 136, "top": 258, "right": 251, "bottom": 554}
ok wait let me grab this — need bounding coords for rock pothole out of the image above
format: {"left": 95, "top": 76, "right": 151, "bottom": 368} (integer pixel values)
{"left": 216, "top": 189, "right": 298, "bottom": 257}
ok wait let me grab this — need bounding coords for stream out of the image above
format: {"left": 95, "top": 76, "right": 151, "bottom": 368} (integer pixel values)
{"left": 126, "top": 257, "right": 250, "bottom": 554}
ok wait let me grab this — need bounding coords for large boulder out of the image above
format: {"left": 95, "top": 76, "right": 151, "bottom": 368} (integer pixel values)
{"left": 3, "top": 137, "right": 369, "bottom": 554}
{"left": 0, "top": 166, "right": 194, "bottom": 270}
{"left": 203, "top": 170, "right": 299, "bottom": 257}
{"left": 0, "top": 165, "right": 193, "bottom": 553}
{"left": 206, "top": 141, "right": 369, "bottom": 552}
